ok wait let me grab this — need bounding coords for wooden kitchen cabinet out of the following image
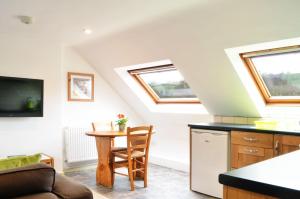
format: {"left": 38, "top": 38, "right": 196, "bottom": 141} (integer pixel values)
{"left": 231, "top": 131, "right": 273, "bottom": 169}
{"left": 231, "top": 132, "right": 300, "bottom": 169}
{"left": 274, "top": 134, "right": 300, "bottom": 156}
{"left": 231, "top": 145, "right": 273, "bottom": 168}
{"left": 224, "top": 186, "right": 277, "bottom": 199}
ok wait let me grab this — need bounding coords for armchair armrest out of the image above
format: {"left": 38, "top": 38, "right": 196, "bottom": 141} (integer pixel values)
{"left": 0, "top": 163, "right": 55, "bottom": 198}
{"left": 52, "top": 174, "right": 93, "bottom": 199}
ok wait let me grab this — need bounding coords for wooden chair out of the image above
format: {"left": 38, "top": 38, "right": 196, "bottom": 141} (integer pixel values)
{"left": 112, "top": 125, "right": 153, "bottom": 191}
{"left": 91, "top": 121, "right": 127, "bottom": 152}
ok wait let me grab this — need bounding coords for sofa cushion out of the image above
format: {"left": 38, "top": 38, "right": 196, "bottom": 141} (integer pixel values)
{"left": 14, "top": 192, "right": 59, "bottom": 199}
{"left": 53, "top": 174, "right": 93, "bottom": 199}
{"left": 0, "top": 153, "right": 41, "bottom": 171}
{"left": 0, "top": 163, "right": 55, "bottom": 198}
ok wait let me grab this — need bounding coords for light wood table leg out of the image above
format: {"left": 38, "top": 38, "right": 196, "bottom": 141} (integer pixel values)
{"left": 95, "top": 137, "right": 113, "bottom": 187}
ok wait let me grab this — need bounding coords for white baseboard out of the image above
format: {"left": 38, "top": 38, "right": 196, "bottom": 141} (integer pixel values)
{"left": 149, "top": 155, "right": 189, "bottom": 172}
{"left": 64, "top": 159, "right": 97, "bottom": 171}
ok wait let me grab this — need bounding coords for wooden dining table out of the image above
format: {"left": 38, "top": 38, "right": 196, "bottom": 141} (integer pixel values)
{"left": 87, "top": 129, "right": 154, "bottom": 188}
{"left": 86, "top": 130, "right": 127, "bottom": 188}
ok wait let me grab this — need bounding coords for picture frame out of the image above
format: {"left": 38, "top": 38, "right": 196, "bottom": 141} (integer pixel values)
{"left": 68, "top": 72, "right": 94, "bottom": 102}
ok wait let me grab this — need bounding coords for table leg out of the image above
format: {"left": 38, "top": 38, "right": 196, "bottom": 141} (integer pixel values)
{"left": 95, "top": 137, "right": 113, "bottom": 187}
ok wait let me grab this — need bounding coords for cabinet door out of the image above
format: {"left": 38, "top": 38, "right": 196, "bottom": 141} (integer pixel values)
{"left": 274, "top": 134, "right": 300, "bottom": 156}
{"left": 231, "top": 145, "right": 273, "bottom": 169}
{"left": 224, "top": 186, "right": 278, "bottom": 199}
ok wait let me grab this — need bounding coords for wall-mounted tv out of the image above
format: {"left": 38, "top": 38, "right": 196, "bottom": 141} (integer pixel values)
{"left": 0, "top": 76, "right": 43, "bottom": 117}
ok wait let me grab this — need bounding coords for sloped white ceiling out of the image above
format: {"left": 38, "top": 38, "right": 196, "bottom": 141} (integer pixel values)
{"left": 0, "top": 0, "right": 201, "bottom": 44}
{"left": 75, "top": 0, "right": 300, "bottom": 117}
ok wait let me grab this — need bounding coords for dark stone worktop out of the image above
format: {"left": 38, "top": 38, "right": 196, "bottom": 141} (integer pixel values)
{"left": 219, "top": 150, "right": 300, "bottom": 199}
{"left": 188, "top": 122, "right": 300, "bottom": 136}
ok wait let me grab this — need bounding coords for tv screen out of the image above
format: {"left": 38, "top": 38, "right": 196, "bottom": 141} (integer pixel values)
{"left": 0, "top": 76, "right": 43, "bottom": 117}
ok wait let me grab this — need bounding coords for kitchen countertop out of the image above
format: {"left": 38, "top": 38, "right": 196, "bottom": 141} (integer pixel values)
{"left": 188, "top": 122, "right": 300, "bottom": 198}
{"left": 188, "top": 122, "right": 300, "bottom": 136}
{"left": 219, "top": 150, "right": 300, "bottom": 199}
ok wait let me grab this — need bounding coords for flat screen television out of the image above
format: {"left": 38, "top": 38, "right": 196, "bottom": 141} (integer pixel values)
{"left": 0, "top": 76, "right": 43, "bottom": 117}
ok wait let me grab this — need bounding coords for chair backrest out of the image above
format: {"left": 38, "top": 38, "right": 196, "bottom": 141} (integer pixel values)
{"left": 126, "top": 126, "right": 153, "bottom": 159}
{"left": 91, "top": 121, "right": 114, "bottom": 131}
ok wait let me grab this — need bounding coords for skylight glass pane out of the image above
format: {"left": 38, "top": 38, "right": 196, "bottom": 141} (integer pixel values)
{"left": 251, "top": 51, "right": 300, "bottom": 96}
{"left": 139, "top": 70, "right": 197, "bottom": 99}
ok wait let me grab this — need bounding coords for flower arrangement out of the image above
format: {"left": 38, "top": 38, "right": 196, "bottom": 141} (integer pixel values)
{"left": 116, "top": 114, "right": 128, "bottom": 125}
{"left": 116, "top": 114, "right": 128, "bottom": 131}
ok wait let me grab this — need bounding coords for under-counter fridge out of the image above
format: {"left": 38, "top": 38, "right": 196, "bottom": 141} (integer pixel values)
{"left": 191, "top": 129, "right": 229, "bottom": 198}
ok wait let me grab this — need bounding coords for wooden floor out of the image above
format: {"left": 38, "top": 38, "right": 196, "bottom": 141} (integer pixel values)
{"left": 65, "top": 164, "right": 216, "bottom": 199}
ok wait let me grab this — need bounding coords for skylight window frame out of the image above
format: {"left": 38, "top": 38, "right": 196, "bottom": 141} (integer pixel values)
{"left": 240, "top": 45, "right": 300, "bottom": 104}
{"left": 128, "top": 64, "right": 200, "bottom": 104}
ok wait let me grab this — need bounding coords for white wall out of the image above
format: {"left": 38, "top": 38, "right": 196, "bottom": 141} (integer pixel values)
{"left": 61, "top": 47, "right": 146, "bottom": 168}
{"left": 64, "top": 47, "right": 208, "bottom": 171}
{"left": 0, "top": 41, "right": 144, "bottom": 172}
{"left": 148, "top": 114, "right": 212, "bottom": 171}
{"left": 0, "top": 36, "right": 63, "bottom": 172}
{"left": 61, "top": 47, "right": 143, "bottom": 128}
{"left": 71, "top": 45, "right": 213, "bottom": 171}
{"left": 75, "top": 33, "right": 214, "bottom": 172}
{"left": 113, "top": 61, "right": 211, "bottom": 171}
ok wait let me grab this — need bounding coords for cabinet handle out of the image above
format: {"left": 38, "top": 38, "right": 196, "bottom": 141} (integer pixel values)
{"left": 244, "top": 148, "right": 258, "bottom": 153}
{"left": 274, "top": 140, "right": 279, "bottom": 156}
{"left": 243, "top": 137, "right": 258, "bottom": 142}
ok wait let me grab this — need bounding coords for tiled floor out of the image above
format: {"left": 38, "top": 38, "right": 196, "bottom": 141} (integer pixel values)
{"left": 65, "top": 164, "right": 216, "bottom": 199}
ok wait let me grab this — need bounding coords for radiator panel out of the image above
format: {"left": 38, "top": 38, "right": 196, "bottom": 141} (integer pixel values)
{"left": 64, "top": 127, "right": 97, "bottom": 163}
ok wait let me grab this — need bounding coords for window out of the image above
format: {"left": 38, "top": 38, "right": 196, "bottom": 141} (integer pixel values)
{"left": 128, "top": 64, "right": 200, "bottom": 104}
{"left": 241, "top": 45, "right": 300, "bottom": 104}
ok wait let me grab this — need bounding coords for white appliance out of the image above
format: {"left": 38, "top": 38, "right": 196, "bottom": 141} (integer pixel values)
{"left": 191, "top": 129, "right": 229, "bottom": 198}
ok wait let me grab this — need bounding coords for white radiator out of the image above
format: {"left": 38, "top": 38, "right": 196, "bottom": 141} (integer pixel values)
{"left": 64, "top": 127, "right": 97, "bottom": 163}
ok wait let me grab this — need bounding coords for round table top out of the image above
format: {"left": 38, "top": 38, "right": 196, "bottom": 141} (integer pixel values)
{"left": 86, "top": 131, "right": 127, "bottom": 138}
{"left": 86, "top": 130, "right": 153, "bottom": 138}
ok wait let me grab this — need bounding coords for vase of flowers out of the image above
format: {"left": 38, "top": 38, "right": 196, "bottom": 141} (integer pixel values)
{"left": 116, "top": 114, "right": 128, "bottom": 132}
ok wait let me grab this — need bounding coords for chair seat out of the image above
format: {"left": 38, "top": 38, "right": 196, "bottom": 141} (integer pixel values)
{"left": 111, "top": 146, "right": 127, "bottom": 152}
{"left": 113, "top": 150, "right": 145, "bottom": 159}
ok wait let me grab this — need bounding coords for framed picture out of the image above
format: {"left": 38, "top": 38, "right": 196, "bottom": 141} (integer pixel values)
{"left": 68, "top": 72, "right": 94, "bottom": 101}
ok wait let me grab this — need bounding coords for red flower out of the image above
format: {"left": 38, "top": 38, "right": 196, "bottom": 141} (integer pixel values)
{"left": 117, "top": 114, "right": 125, "bottom": 119}
{"left": 116, "top": 114, "right": 128, "bottom": 125}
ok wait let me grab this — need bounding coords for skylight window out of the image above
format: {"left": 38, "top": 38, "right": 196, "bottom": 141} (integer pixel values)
{"left": 241, "top": 46, "right": 300, "bottom": 104}
{"left": 128, "top": 64, "right": 200, "bottom": 104}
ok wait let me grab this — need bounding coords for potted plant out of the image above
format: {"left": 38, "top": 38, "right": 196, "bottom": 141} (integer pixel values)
{"left": 116, "top": 114, "right": 128, "bottom": 132}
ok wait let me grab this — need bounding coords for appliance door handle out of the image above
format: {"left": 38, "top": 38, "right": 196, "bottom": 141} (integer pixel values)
{"left": 211, "top": 133, "right": 226, "bottom": 136}
{"left": 192, "top": 132, "right": 227, "bottom": 136}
